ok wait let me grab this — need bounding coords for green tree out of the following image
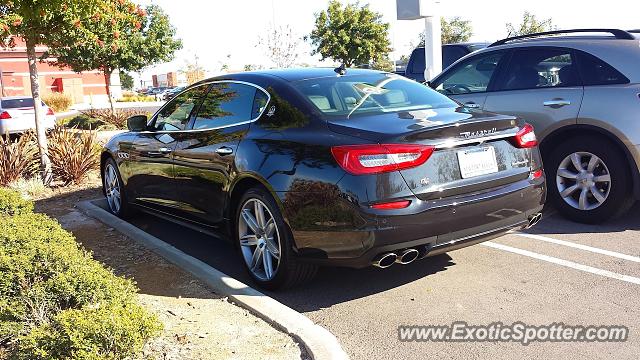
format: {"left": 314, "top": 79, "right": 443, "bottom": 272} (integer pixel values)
{"left": 506, "top": 11, "right": 555, "bottom": 37}
{"left": 418, "top": 17, "right": 473, "bottom": 46}
{"left": 119, "top": 71, "right": 134, "bottom": 90}
{"left": 308, "top": 0, "right": 391, "bottom": 67}
{"left": 49, "top": 3, "right": 182, "bottom": 114}
{"left": 0, "top": 0, "right": 100, "bottom": 184}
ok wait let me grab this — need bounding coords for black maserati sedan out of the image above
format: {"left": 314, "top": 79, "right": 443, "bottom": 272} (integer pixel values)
{"left": 101, "top": 68, "right": 546, "bottom": 289}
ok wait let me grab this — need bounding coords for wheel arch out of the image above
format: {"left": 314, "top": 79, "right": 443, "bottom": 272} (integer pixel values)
{"left": 227, "top": 173, "right": 288, "bottom": 224}
{"left": 540, "top": 124, "right": 640, "bottom": 200}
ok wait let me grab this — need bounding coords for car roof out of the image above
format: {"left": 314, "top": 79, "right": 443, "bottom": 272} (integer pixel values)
{"left": 447, "top": 33, "right": 640, "bottom": 82}
{"left": 202, "top": 67, "right": 388, "bottom": 83}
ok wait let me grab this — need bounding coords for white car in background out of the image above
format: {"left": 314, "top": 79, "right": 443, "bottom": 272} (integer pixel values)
{"left": 0, "top": 96, "right": 56, "bottom": 135}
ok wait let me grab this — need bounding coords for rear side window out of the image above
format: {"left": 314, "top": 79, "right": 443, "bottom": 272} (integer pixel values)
{"left": 192, "top": 83, "right": 259, "bottom": 130}
{"left": 410, "top": 49, "right": 425, "bottom": 74}
{"left": 577, "top": 52, "right": 629, "bottom": 86}
{"left": 442, "top": 46, "right": 468, "bottom": 69}
{"left": 498, "top": 48, "right": 578, "bottom": 91}
{"left": 1, "top": 98, "right": 34, "bottom": 108}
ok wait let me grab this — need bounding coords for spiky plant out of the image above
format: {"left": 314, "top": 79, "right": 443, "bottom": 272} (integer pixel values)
{"left": 0, "top": 132, "right": 39, "bottom": 186}
{"left": 47, "top": 126, "right": 100, "bottom": 185}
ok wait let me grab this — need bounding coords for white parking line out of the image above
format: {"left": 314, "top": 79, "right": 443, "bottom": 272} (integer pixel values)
{"left": 482, "top": 241, "right": 640, "bottom": 285}
{"left": 514, "top": 232, "right": 640, "bottom": 263}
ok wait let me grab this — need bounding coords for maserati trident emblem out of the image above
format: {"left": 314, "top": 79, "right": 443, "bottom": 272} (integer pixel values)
{"left": 459, "top": 127, "right": 497, "bottom": 139}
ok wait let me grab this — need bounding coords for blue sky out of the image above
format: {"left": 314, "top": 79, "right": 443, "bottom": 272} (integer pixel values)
{"left": 135, "top": 0, "right": 640, "bottom": 80}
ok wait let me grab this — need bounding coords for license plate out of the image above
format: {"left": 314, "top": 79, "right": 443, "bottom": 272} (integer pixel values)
{"left": 457, "top": 146, "right": 499, "bottom": 179}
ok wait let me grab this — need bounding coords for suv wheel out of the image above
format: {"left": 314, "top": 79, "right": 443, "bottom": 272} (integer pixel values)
{"left": 235, "top": 187, "right": 317, "bottom": 290}
{"left": 547, "top": 136, "right": 633, "bottom": 223}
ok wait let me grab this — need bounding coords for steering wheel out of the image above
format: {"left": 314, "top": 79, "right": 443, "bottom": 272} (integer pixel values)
{"left": 445, "top": 84, "right": 472, "bottom": 95}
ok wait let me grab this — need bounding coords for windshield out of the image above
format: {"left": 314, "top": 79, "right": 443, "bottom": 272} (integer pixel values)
{"left": 1, "top": 98, "right": 35, "bottom": 109}
{"left": 292, "top": 74, "right": 457, "bottom": 118}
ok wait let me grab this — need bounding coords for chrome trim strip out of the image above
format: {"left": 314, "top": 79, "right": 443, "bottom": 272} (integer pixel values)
{"left": 139, "top": 80, "right": 271, "bottom": 134}
{"left": 434, "top": 130, "right": 519, "bottom": 149}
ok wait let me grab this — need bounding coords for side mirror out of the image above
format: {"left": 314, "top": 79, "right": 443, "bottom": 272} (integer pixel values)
{"left": 127, "top": 115, "right": 148, "bottom": 132}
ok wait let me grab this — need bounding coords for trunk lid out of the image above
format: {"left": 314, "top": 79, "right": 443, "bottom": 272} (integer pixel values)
{"left": 327, "top": 106, "right": 535, "bottom": 199}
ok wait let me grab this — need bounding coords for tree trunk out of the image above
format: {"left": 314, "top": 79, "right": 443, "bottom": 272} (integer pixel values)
{"left": 104, "top": 70, "right": 115, "bottom": 115}
{"left": 26, "top": 39, "right": 52, "bottom": 185}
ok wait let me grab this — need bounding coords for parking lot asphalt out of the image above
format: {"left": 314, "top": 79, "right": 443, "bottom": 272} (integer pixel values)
{"left": 102, "top": 201, "right": 640, "bottom": 360}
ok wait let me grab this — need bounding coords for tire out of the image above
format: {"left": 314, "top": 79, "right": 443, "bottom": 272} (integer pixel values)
{"left": 102, "top": 158, "right": 134, "bottom": 219}
{"left": 234, "top": 187, "right": 317, "bottom": 290}
{"left": 546, "top": 135, "right": 633, "bottom": 224}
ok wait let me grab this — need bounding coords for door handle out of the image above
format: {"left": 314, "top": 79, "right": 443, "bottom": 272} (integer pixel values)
{"left": 464, "top": 102, "right": 480, "bottom": 109}
{"left": 215, "top": 146, "right": 234, "bottom": 155}
{"left": 543, "top": 99, "right": 571, "bottom": 108}
{"left": 145, "top": 147, "right": 172, "bottom": 157}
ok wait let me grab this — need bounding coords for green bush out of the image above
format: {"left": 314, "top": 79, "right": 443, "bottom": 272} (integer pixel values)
{"left": 42, "top": 93, "right": 73, "bottom": 113}
{"left": 117, "top": 95, "right": 155, "bottom": 103}
{"left": 0, "top": 203, "right": 161, "bottom": 359}
{"left": 59, "top": 115, "right": 113, "bottom": 130}
{"left": 0, "top": 188, "right": 33, "bottom": 216}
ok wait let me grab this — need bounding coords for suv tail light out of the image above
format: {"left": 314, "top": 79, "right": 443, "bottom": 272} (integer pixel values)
{"left": 0, "top": 111, "right": 11, "bottom": 120}
{"left": 331, "top": 144, "right": 435, "bottom": 175}
{"left": 513, "top": 123, "right": 537, "bottom": 148}
{"left": 46, "top": 107, "right": 54, "bottom": 116}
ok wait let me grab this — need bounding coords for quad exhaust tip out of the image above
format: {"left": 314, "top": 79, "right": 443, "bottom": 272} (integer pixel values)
{"left": 372, "top": 252, "right": 397, "bottom": 268}
{"left": 396, "top": 248, "right": 420, "bottom": 264}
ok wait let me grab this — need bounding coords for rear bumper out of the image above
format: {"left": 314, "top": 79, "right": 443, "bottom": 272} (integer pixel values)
{"left": 0, "top": 115, "right": 56, "bottom": 134}
{"left": 284, "top": 176, "right": 545, "bottom": 268}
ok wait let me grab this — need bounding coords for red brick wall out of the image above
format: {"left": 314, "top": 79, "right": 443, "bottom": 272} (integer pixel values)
{"left": 0, "top": 39, "right": 108, "bottom": 98}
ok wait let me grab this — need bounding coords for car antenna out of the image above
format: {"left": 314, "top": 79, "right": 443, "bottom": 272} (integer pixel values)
{"left": 334, "top": 63, "right": 346, "bottom": 75}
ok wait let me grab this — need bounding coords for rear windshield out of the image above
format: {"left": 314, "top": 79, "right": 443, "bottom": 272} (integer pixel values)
{"left": 292, "top": 74, "right": 457, "bottom": 118}
{"left": 1, "top": 98, "right": 35, "bottom": 109}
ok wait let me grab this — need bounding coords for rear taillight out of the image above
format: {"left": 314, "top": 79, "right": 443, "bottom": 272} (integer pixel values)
{"left": 331, "top": 144, "right": 435, "bottom": 175}
{"left": 513, "top": 123, "right": 537, "bottom": 148}
{"left": 46, "top": 107, "right": 54, "bottom": 116}
{"left": 0, "top": 111, "right": 11, "bottom": 120}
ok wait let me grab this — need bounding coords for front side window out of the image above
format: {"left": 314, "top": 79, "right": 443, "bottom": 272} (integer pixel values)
{"left": 498, "top": 48, "right": 578, "bottom": 91}
{"left": 434, "top": 51, "right": 505, "bottom": 95}
{"left": 192, "top": 83, "right": 261, "bottom": 130}
{"left": 292, "top": 74, "right": 456, "bottom": 118}
{"left": 152, "top": 85, "right": 208, "bottom": 131}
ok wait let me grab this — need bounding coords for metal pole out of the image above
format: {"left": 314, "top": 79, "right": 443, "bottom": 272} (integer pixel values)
{"left": 423, "top": 15, "right": 442, "bottom": 81}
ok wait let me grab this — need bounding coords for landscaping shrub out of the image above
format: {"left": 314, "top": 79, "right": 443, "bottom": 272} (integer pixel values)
{"left": 117, "top": 95, "right": 155, "bottom": 102}
{"left": 59, "top": 114, "right": 113, "bottom": 130}
{"left": 42, "top": 93, "right": 73, "bottom": 113}
{"left": 79, "top": 109, "right": 140, "bottom": 129}
{"left": 47, "top": 126, "right": 100, "bottom": 185}
{"left": 0, "top": 188, "right": 33, "bottom": 216}
{"left": 0, "top": 200, "right": 161, "bottom": 359}
{"left": 0, "top": 133, "right": 38, "bottom": 187}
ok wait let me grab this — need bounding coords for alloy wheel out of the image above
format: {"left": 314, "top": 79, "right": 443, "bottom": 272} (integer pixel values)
{"left": 104, "top": 163, "right": 122, "bottom": 214}
{"left": 556, "top": 152, "right": 611, "bottom": 211}
{"left": 238, "top": 198, "right": 281, "bottom": 281}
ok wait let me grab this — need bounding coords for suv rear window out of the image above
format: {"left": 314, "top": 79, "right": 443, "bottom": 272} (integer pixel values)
{"left": 292, "top": 74, "right": 457, "bottom": 118}
{"left": 1, "top": 98, "right": 35, "bottom": 109}
{"left": 577, "top": 52, "right": 629, "bottom": 86}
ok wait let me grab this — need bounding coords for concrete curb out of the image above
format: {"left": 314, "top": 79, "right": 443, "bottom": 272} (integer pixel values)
{"left": 77, "top": 200, "right": 349, "bottom": 360}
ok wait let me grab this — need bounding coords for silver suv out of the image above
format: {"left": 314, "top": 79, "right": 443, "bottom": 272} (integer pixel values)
{"left": 429, "top": 29, "right": 640, "bottom": 223}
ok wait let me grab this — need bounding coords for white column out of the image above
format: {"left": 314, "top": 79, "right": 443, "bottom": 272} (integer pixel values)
{"left": 423, "top": 15, "right": 442, "bottom": 81}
